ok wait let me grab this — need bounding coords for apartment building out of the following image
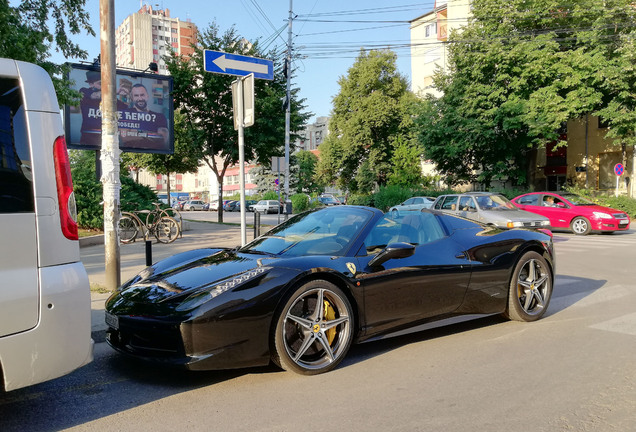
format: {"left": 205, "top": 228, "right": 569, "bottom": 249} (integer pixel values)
{"left": 410, "top": 0, "right": 472, "bottom": 98}
{"left": 115, "top": 4, "right": 197, "bottom": 74}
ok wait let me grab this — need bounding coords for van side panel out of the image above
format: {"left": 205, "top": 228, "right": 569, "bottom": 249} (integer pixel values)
{"left": 0, "top": 215, "right": 38, "bottom": 336}
{"left": 0, "top": 262, "right": 93, "bottom": 392}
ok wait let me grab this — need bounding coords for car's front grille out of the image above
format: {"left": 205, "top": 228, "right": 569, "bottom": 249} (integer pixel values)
{"left": 613, "top": 213, "right": 628, "bottom": 219}
{"left": 108, "top": 318, "right": 184, "bottom": 358}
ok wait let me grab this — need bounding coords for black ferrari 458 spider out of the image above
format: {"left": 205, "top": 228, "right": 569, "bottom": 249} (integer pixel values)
{"left": 105, "top": 206, "right": 554, "bottom": 375}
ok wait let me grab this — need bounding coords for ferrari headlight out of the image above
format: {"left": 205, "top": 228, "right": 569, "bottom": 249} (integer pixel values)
{"left": 176, "top": 266, "right": 271, "bottom": 311}
{"left": 593, "top": 211, "right": 612, "bottom": 219}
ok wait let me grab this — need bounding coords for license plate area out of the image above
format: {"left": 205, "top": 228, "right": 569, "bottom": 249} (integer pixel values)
{"left": 105, "top": 312, "right": 119, "bottom": 330}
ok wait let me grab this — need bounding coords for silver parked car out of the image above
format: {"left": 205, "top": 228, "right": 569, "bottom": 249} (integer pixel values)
{"left": 389, "top": 196, "right": 435, "bottom": 217}
{"left": 253, "top": 200, "right": 281, "bottom": 214}
{"left": 183, "top": 200, "right": 206, "bottom": 211}
{"left": 432, "top": 192, "right": 551, "bottom": 230}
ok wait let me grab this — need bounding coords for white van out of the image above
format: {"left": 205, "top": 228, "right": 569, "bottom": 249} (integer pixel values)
{"left": 0, "top": 59, "right": 93, "bottom": 391}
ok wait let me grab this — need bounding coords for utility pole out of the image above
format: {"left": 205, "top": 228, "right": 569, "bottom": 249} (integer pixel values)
{"left": 284, "top": 0, "right": 293, "bottom": 203}
{"left": 100, "top": 0, "right": 121, "bottom": 290}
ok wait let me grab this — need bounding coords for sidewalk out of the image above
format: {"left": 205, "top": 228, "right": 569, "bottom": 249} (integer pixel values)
{"left": 82, "top": 220, "right": 245, "bottom": 341}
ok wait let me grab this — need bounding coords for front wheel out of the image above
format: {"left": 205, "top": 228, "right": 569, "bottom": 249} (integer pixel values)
{"left": 505, "top": 251, "right": 552, "bottom": 322}
{"left": 119, "top": 215, "right": 138, "bottom": 244}
{"left": 570, "top": 216, "right": 591, "bottom": 235}
{"left": 154, "top": 217, "right": 179, "bottom": 243}
{"left": 272, "top": 280, "right": 354, "bottom": 375}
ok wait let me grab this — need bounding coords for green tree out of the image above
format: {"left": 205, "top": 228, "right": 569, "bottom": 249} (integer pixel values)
{"left": 416, "top": 0, "right": 636, "bottom": 188}
{"left": 316, "top": 49, "right": 416, "bottom": 193}
{"left": 0, "top": 0, "right": 94, "bottom": 105}
{"left": 294, "top": 150, "right": 320, "bottom": 194}
{"left": 123, "top": 110, "right": 201, "bottom": 206}
{"left": 387, "top": 137, "right": 425, "bottom": 188}
{"left": 165, "top": 22, "right": 310, "bottom": 222}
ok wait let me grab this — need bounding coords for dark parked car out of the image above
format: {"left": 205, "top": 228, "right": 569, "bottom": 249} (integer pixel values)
{"left": 223, "top": 200, "right": 238, "bottom": 212}
{"left": 105, "top": 206, "right": 554, "bottom": 375}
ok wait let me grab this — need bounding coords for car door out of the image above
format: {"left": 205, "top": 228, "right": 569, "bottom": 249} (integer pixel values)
{"left": 355, "top": 213, "right": 471, "bottom": 338}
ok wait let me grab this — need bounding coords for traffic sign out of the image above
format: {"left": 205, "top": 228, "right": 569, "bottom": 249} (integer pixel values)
{"left": 614, "top": 163, "right": 624, "bottom": 176}
{"left": 203, "top": 50, "right": 273, "bottom": 80}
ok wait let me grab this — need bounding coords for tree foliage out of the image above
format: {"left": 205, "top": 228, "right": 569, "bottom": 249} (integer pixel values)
{"left": 315, "top": 49, "right": 418, "bottom": 193}
{"left": 416, "top": 0, "right": 636, "bottom": 188}
{"left": 294, "top": 150, "right": 321, "bottom": 194}
{"left": 0, "top": 0, "right": 94, "bottom": 105}
{"left": 165, "top": 22, "right": 310, "bottom": 222}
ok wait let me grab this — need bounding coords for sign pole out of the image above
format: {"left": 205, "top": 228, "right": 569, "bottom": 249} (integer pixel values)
{"left": 237, "top": 77, "right": 247, "bottom": 246}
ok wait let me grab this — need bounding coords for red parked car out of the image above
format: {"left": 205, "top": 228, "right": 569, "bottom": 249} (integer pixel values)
{"left": 511, "top": 192, "right": 630, "bottom": 235}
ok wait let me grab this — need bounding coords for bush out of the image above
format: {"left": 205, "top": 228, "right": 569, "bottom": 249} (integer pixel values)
{"left": 262, "top": 190, "right": 279, "bottom": 201}
{"left": 75, "top": 175, "right": 163, "bottom": 230}
{"left": 372, "top": 186, "right": 414, "bottom": 212}
{"left": 291, "top": 193, "right": 310, "bottom": 212}
{"left": 347, "top": 193, "right": 374, "bottom": 207}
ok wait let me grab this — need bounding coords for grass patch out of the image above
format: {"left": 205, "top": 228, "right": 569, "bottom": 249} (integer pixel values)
{"left": 90, "top": 283, "right": 112, "bottom": 294}
{"left": 79, "top": 228, "right": 103, "bottom": 238}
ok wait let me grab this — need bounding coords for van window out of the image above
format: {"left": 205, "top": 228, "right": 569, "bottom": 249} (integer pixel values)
{"left": 0, "top": 78, "right": 34, "bottom": 213}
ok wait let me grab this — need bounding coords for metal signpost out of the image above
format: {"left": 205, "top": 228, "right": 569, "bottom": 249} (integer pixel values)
{"left": 204, "top": 50, "right": 273, "bottom": 245}
{"left": 614, "top": 163, "right": 624, "bottom": 197}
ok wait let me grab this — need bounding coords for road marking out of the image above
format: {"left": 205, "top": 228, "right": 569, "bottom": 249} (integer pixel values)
{"left": 590, "top": 312, "right": 636, "bottom": 336}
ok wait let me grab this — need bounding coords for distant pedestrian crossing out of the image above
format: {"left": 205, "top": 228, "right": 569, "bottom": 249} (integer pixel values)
{"left": 552, "top": 230, "right": 636, "bottom": 255}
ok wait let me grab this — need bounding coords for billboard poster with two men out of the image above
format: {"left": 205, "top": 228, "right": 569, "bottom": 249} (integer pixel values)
{"left": 65, "top": 63, "right": 174, "bottom": 154}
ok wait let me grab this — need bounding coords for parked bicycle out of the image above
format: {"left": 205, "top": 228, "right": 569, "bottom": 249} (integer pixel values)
{"left": 119, "top": 202, "right": 180, "bottom": 244}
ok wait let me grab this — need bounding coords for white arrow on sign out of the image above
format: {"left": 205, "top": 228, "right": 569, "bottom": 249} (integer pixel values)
{"left": 213, "top": 55, "right": 269, "bottom": 75}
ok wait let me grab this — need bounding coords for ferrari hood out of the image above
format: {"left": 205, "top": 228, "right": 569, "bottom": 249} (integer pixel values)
{"left": 118, "top": 248, "right": 277, "bottom": 304}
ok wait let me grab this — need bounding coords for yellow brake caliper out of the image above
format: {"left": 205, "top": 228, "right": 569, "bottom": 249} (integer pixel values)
{"left": 323, "top": 300, "right": 336, "bottom": 344}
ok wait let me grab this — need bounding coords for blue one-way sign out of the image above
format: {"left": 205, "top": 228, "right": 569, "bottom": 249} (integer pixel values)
{"left": 204, "top": 50, "right": 274, "bottom": 80}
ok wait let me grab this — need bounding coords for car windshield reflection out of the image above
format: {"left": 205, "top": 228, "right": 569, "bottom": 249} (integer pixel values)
{"left": 240, "top": 207, "right": 373, "bottom": 256}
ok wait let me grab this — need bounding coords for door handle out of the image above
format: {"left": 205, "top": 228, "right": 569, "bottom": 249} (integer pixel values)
{"left": 455, "top": 252, "right": 467, "bottom": 259}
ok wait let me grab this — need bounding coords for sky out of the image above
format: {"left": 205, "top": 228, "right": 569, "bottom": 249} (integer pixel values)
{"left": 59, "top": 0, "right": 437, "bottom": 122}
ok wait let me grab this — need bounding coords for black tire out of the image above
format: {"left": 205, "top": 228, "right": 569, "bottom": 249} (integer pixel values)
{"left": 505, "top": 251, "right": 552, "bottom": 322}
{"left": 272, "top": 280, "right": 354, "bottom": 375}
{"left": 154, "top": 217, "right": 179, "bottom": 244}
{"left": 570, "top": 216, "right": 591, "bottom": 235}
{"left": 119, "top": 215, "right": 138, "bottom": 244}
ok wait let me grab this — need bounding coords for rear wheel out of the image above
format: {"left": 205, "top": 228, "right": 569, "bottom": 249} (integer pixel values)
{"left": 570, "top": 216, "right": 591, "bottom": 235}
{"left": 118, "top": 215, "right": 138, "bottom": 244}
{"left": 272, "top": 280, "right": 354, "bottom": 375}
{"left": 154, "top": 217, "right": 179, "bottom": 244}
{"left": 505, "top": 251, "right": 552, "bottom": 322}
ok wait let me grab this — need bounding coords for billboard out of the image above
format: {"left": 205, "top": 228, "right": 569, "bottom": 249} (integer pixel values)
{"left": 65, "top": 63, "right": 174, "bottom": 154}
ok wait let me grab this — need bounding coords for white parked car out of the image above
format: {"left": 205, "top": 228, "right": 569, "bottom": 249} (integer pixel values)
{"left": 253, "top": 200, "right": 281, "bottom": 214}
{"left": 183, "top": 200, "right": 205, "bottom": 211}
{"left": 389, "top": 196, "right": 435, "bottom": 217}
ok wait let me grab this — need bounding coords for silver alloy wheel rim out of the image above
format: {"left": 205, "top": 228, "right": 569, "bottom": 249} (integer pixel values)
{"left": 572, "top": 218, "right": 587, "bottom": 234}
{"left": 282, "top": 288, "right": 351, "bottom": 371}
{"left": 516, "top": 258, "right": 549, "bottom": 315}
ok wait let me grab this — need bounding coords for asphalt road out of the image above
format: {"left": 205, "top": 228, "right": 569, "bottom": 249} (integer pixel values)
{"left": 1, "top": 229, "right": 635, "bottom": 431}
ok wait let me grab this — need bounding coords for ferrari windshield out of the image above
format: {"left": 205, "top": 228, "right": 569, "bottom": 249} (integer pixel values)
{"left": 475, "top": 194, "right": 517, "bottom": 210}
{"left": 240, "top": 207, "right": 374, "bottom": 256}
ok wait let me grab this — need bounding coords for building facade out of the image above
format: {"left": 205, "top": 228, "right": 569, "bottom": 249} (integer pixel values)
{"left": 410, "top": 0, "right": 472, "bottom": 98}
{"left": 115, "top": 4, "right": 197, "bottom": 74}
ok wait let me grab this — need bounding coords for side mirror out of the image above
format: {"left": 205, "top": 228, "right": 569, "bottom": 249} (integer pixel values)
{"left": 368, "top": 242, "right": 416, "bottom": 267}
